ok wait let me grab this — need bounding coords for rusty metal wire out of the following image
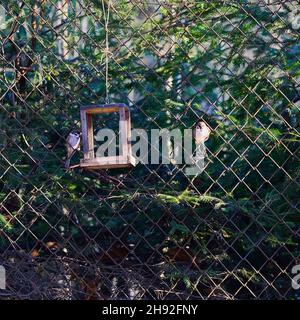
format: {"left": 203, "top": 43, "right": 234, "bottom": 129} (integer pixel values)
{"left": 0, "top": 0, "right": 299, "bottom": 300}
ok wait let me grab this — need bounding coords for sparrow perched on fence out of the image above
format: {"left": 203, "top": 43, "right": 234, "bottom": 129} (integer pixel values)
{"left": 193, "top": 121, "right": 211, "bottom": 144}
{"left": 65, "top": 131, "right": 81, "bottom": 169}
{"left": 184, "top": 121, "right": 211, "bottom": 176}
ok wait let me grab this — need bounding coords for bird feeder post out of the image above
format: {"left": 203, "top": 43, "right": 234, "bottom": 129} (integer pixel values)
{"left": 125, "top": 107, "right": 132, "bottom": 159}
{"left": 87, "top": 113, "right": 94, "bottom": 159}
{"left": 80, "top": 110, "right": 94, "bottom": 161}
{"left": 119, "top": 107, "right": 128, "bottom": 159}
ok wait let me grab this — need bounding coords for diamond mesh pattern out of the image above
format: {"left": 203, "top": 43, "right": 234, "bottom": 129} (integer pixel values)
{"left": 0, "top": 0, "right": 299, "bottom": 300}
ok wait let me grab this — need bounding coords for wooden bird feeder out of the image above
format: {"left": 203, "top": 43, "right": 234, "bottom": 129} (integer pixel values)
{"left": 79, "top": 103, "right": 136, "bottom": 170}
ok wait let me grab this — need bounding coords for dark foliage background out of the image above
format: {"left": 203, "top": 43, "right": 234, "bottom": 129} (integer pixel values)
{"left": 0, "top": 0, "right": 299, "bottom": 299}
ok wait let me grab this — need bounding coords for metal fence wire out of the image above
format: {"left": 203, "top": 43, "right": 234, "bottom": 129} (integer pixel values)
{"left": 0, "top": 0, "right": 300, "bottom": 300}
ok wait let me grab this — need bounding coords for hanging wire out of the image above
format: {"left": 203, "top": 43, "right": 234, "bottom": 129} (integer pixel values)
{"left": 102, "top": 0, "right": 111, "bottom": 104}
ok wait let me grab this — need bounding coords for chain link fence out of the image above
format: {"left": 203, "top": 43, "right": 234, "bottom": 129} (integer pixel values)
{"left": 0, "top": 0, "right": 299, "bottom": 300}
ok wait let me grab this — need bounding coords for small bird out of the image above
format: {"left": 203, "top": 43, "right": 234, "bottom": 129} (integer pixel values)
{"left": 65, "top": 131, "right": 81, "bottom": 169}
{"left": 193, "top": 121, "right": 211, "bottom": 144}
{"left": 185, "top": 121, "right": 211, "bottom": 176}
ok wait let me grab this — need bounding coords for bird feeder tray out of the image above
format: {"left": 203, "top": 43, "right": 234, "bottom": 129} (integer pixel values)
{"left": 79, "top": 103, "right": 136, "bottom": 170}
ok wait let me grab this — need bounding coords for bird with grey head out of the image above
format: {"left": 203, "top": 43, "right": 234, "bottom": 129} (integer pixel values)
{"left": 65, "top": 131, "right": 81, "bottom": 169}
